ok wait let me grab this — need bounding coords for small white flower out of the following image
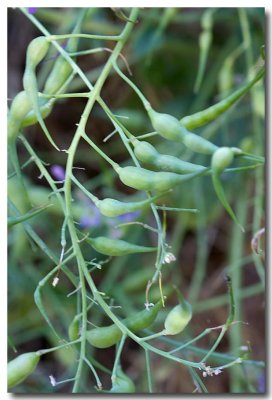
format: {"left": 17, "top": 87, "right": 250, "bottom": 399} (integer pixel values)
{"left": 163, "top": 252, "right": 176, "bottom": 264}
{"left": 49, "top": 375, "right": 56, "bottom": 387}
{"left": 236, "top": 357, "right": 242, "bottom": 363}
{"left": 214, "top": 368, "right": 223, "bottom": 376}
{"left": 240, "top": 345, "right": 249, "bottom": 352}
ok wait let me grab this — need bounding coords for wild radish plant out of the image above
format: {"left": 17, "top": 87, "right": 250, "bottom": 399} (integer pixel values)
{"left": 8, "top": 7, "right": 265, "bottom": 394}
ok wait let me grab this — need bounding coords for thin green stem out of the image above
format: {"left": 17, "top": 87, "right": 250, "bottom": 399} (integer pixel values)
{"left": 48, "top": 33, "right": 121, "bottom": 41}
{"left": 83, "top": 356, "right": 102, "bottom": 390}
{"left": 37, "top": 339, "right": 81, "bottom": 355}
{"left": 145, "top": 349, "right": 153, "bottom": 393}
{"left": 59, "top": 9, "right": 140, "bottom": 392}
{"left": 113, "top": 60, "right": 150, "bottom": 108}
{"left": 81, "top": 131, "right": 119, "bottom": 169}
{"left": 111, "top": 335, "right": 127, "bottom": 382}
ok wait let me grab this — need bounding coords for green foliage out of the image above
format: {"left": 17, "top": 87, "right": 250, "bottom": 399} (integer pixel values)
{"left": 8, "top": 7, "right": 265, "bottom": 394}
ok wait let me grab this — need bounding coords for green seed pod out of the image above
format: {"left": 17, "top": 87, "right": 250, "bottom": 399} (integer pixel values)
{"left": 87, "top": 236, "right": 156, "bottom": 256}
{"left": 25, "top": 36, "right": 50, "bottom": 68}
{"left": 86, "top": 300, "right": 163, "bottom": 349}
{"left": 133, "top": 139, "right": 207, "bottom": 173}
{"left": 8, "top": 91, "right": 32, "bottom": 143}
{"left": 68, "top": 315, "right": 81, "bottom": 341}
{"left": 155, "top": 154, "right": 207, "bottom": 174}
{"left": 147, "top": 108, "right": 188, "bottom": 142}
{"left": 180, "top": 67, "right": 265, "bottom": 130}
{"left": 211, "top": 147, "right": 234, "bottom": 172}
{"left": 43, "top": 56, "right": 73, "bottom": 95}
{"left": 110, "top": 367, "right": 135, "bottom": 393}
{"left": 115, "top": 165, "right": 204, "bottom": 192}
{"left": 21, "top": 99, "right": 54, "bottom": 128}
{"left": 183, "top": 132, "right": 218, "bottom": 154}
{"left": 133, "top": 139, "right": 159, "bottom": 164}
{"left": 23, "top": 37, "right": 58, "bottom": 149}
{"left": 95, "top": 191, "right": 164, "bottom": 218}
{"left": 163, "top": 301, "right": 192, "bottom": 335}
{"left": 8, "top": 352, "right": 40, "bottom": 389}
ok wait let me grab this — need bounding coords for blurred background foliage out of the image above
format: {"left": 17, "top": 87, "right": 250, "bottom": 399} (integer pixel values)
{"left": 8, "top": 7, "right": 265, "bottom": 394}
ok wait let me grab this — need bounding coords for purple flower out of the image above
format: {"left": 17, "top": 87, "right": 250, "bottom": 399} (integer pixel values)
{"left": 117, "top": 210, "right": 141, "bottom": 223}
{"left": 257, "top": 373, "right": 265, "bottom": 393}
{"left": 79, "top": 205, "right": 101, "bottom": 228}
{"left": 50, "top": 165, "right": 65, "bottom": 181}
{"left": 28, "top": 7, "right": 38, "bottom": 14}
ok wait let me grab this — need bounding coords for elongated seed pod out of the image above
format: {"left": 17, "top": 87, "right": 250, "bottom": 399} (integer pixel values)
{"left": 43, "top": 58, "right": 73, "bottom": 95}
{"left": 95, "top": 192, "right": 165, "bottom": 217}
{"left": 86, "top": 236, "right": 156, "bottom": 256}
{"left": 23, "top": 37, "right": 59, "bottom": 149}
{"left": 110, "top": 367, "right": 135, "bottom": 393}
{"left": 115, "top": 165, "right": 205, "bottom": 192}
{"left": 180, "top": 67, "right": 265, "bottom": 130}
{"left": 8, "top": 91, "right": 32, "bottom": 143}
{"left": 43, "top": 11, "right": 85, "bottom": 94}
{"left": 26, "top": 36, "right": 50, "bottom": 67}
{"left": 145, "top": 108, "right": 218, "bottom": 153}
{"left": 8, "top": 352, "right": 40, "bottom": 389}
{"left": 133, "top": 139, "right": 207, "bottom": 173}
{"left": 164, "top": 301, "right": 192, "bottom": 335}
{"left": 183, "top": 132, "right": 218, "bottom": 154}
{"left": 147, "top": 108, "right": 188, "bottom": 142}
{"left": 86, "top": 300, "right": 162, "bottom": 349}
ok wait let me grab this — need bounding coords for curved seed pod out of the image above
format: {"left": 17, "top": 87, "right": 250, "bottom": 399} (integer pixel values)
{"left": 133, "top": 139, "right": 207, "bottom": 173}
{"left": 86, "top": 236, "right": 156, "bottom": 256}
{"left": 23, "top": 37, "right": 59, "bottom": 149}
{"left": 8, "top": 352, "right": 40, "bottom": 389}
{"left": 183, "top": 132, "right": 218, "bottom": 154}
{"left": 43, "top": 11, "right": 86, "bottom": 94}
{"left": 147, "top": 108, "right": 188, "bottom": 142}
{"left": 110, "top": 367, "right": 135, "bottom": 393}
{"left": 86, "top": 300, "right": 163, "bottom": 349}
{"left": 95, "top": 192, "right": 165, "bottom": 217}
{"left": 8, "top": 91, "right": 32, "bottom": 143}
{"left": 163, "top": 300, "right": 192, "bottom": 335}
{"left": 43, "top": 58, "right": 73, "bottom": 95}
{"left": 115, "top": 165, "right": 205, "bottom": 192}
{"left": 211, "top": 147, "right": 244, "bottom": 231}
{"left": 180, "top": 67, "right": 265, "bottom": 130}
{"left": 26, "top": 36, "right": 50, "bottom": 67}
